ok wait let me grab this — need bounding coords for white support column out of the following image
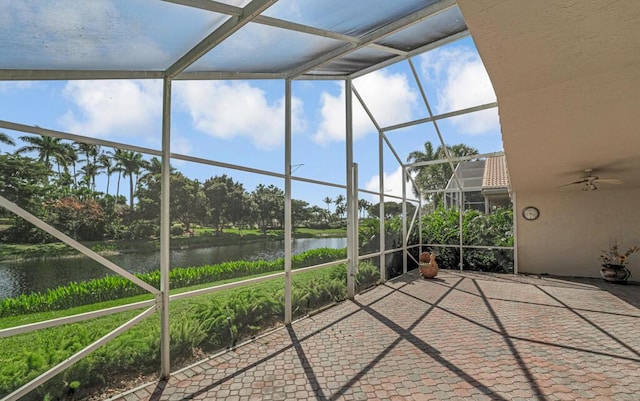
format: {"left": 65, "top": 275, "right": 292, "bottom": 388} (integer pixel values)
{"left": 160, "top": 77, "right": 172, "bottom": 379}
{"left": 378, "top": 130, "right": 386, "bottom": 283}
{"left": 458, "top": 189, "right": 464, "bottom": 271}
{"left": 419, "top": 193, "right": 424, "bottom": 260}
{"left": 512, "top": 191, "right": 518, "bottom": 275}
{"left": 402, "top": 166, "right": 408, "bottom": 275}
{"left": 284, "top": 79, "right": 293, "bottom": 324}
{"left": 346, "top": 78, "right": 355, "bottom": 299}
{"left": 352, "top": 162, "right": 359, "bottom": 282}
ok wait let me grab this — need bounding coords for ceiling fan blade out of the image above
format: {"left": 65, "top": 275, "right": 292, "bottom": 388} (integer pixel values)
{"left": 557, "top": 178, "right": 589, "bottom": 188}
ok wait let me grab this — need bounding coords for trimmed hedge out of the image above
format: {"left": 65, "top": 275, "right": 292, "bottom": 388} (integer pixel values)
{"left": 0, "top": 262, "right": 379, "bottom": 400}
{"left": 0, "top": 248, "right": 346, "bottom": 318}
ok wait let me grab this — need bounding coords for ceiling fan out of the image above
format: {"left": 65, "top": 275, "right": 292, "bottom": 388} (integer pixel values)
{"left": 557, "top": 169, "right": 623, "bottom": 191}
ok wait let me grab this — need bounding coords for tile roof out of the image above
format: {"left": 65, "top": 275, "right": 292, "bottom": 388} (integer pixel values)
{"left": 482, "top": 154, "right": 510, "bottom": 188}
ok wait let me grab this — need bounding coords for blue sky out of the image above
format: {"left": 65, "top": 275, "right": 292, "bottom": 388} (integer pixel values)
{"left": 0, "top": 36, "right": 502, "bottom": 208}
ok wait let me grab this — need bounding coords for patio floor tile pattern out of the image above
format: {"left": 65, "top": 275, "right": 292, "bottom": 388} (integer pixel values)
{"left": 109, "top": 271, "right": 640, "bottom": 401}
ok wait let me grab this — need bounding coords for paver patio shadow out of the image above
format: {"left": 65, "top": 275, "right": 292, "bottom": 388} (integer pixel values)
{"left": 109, "top": 270, "right": 640, "bottom": 401}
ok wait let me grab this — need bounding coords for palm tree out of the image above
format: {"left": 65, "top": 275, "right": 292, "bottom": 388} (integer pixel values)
{"left": 116, "top": 150, "right": 145, "bottom": 209}
{"left": 58, "top": 142, "right": 79, "bottom": 190}
{"left": 322, "top": 196, "right": 333, "bottom": 215}
{"left": 107, "top": 148, "right": 126, "bottom": 197}
{"left": 334, "top": 194, "right": 346, "bottom": 219}
{"left": 76, "top": 143, "right": 101, "bottom": 191}
{"left": 15, "top": 135, "right": 67, "bottom": 185}
{"left": 358, "top": 199, "right": 371, "bottom": 218}
{"left": 98, "top": 153, "right": 115, "bottom": 196}
{"left": 406, "top": 141, "right": 478, "bottom": 205}
{"left": 138, "top": 157, "right": 175, "bottom": 184}
{"left": 0, "top": 131, "right": 15, "bottom": 150}
{"left": 77, "top": 143, "right": 100, "bottom": 165}
{"left": 81, "top": 162, "right": 100, "bottom": 192}
{"left": 15, "top": 134, "right": 65, "bottom": 171}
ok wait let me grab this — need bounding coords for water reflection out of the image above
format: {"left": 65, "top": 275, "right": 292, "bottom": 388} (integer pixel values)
{"left": 0, "top": 237, "right": 347, "bottom": 299}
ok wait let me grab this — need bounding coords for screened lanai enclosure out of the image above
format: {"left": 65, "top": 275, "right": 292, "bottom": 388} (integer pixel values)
{"left": 0, "top": 1, "right": 513, "bottom": 399}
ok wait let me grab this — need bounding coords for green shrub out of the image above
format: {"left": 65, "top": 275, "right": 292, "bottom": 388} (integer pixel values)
{"left": 0, "top": 260, "right": 383, "bottom": 400}
{"left": 170, "top": 224, "right": 184, "bottom": 236}
{"left": 356, "top": 262, "right": 380, "bottom": 290}
{"left": 419, "top": 207, "right": 514, "bottom": 272}
{"left": 0, "top": 248, "right": 347, "bottom": 318}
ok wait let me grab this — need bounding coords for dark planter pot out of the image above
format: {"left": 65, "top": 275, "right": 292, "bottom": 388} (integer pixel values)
{"left": 600, "top": 264, "right": 631, "bottom": 283}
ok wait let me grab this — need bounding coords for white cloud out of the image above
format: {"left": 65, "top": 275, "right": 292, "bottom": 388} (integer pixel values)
{"left": 420, "top": 46, "right": 499, "bottom": 134}
{"left": 446, "top": 108, "right": 499, "bottom": 135}
{"left": 59, "top": 80, "right": 162, "bottom": 140}
{"left": 364, "top": 166, "right": 415, "bottom": 203}
{"left": 312, "top": 70, "right": 418, "bottom": 145}
{"left": 0, "top": 82, "right": 36, "bottom": 93}
{"left": 170, "top": 135, "right": 193, "bottom": 156}
{"left": 175, "top": 81, "right": 305, "bottom": 150}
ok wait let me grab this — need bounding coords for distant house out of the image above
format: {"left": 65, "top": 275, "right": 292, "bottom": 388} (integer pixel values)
{"left": 444, "top": 155, "right": 511, "bottom": 213}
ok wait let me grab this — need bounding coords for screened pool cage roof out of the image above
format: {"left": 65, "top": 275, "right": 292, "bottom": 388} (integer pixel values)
{"left": 445, "top": 160, "right": 486, "bottom": 191}
{"left": 0, "top": 0, "right": 467, "bottom": 81}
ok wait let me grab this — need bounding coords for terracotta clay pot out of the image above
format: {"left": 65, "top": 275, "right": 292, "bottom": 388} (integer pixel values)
{"left": 419, "top": 262, "right": 438, "bottom": 279}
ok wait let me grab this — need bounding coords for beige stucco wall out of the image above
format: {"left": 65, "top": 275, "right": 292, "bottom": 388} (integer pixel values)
{"left": 516, "top": 188, "right": 640, "bottom": 278}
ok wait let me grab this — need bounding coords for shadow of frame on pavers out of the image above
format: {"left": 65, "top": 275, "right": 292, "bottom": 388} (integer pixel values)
{"left": 144, "top": 279, "right": 407, "bottom": 401}
{"left": 396, "top": 275, "right": 640, "bottom": 365}
{"left": 328, "top": 276, "right": 512, "bottom": 401}
{"left": 534, "top": 284, "right": 640, "bottom": 359}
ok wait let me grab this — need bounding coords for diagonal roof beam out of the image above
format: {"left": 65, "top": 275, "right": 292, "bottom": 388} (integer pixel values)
{"left": 161, "top": 0, "right": 242, "bottom": 16}
{"left": 165, "top": 0, "right": 407, "bottom": 57}
{"left": 349, "top": 29, "right": 468, "bottom": 79}
{"left": 256, "top": 16, "right": 406, "bottom": 56}
{"left": 166, "top": 0, "right": 278, "bottom": 78}
{"left": 286, "top": 0, "right": 457, "bottom": 78}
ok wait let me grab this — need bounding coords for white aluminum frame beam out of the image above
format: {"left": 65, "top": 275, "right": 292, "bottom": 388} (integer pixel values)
{"left": 0, "top": 196, "right": 159, "bottom": 296}
{"left": 159, "top": 77, "right": 173, "bottom": 378}
{"left": 288, "top": 0, "right": 458, "bottom": 78}
{"left": 284, "top": 78, "right": 293, "bottom": 324}
{"left": 345, "top": 78, "right": 356, "bottom": 299}
{"left": 165, "top": 0, "right": 406, "bottom": 57}
{"left": 0, "top": 1, "right": 466, "bottom": 82}
{"left": 350, "top": 84, "right": 387, "bottom": 283}
{"left": 0, "top": 299, "right": 156, "bottom": 338}
{"left": 381, "top": 102, "right": 498, "bottom": 133}
{"left": 2, "top": 307, "right": 157, "bottom": 401}
{"left": 350, "top": 29, "right": 469, "bottom": 79}
{"left": 166, "top": 0, "right": 278, "bottom": 78}
{"left": 409, "top": 151, "right": 504, "bottom": 168}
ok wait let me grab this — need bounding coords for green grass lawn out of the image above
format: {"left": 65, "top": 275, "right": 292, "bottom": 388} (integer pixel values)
{"left": 0, "top": 264, "right": 354, "bottom": 400}
{"left": 0, "top": 269, "right": 284, "bottom": 330}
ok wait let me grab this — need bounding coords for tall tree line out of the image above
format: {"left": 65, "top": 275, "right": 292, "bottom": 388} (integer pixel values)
{"left": 0, "top": 134, "right": 364, "bottom": 243}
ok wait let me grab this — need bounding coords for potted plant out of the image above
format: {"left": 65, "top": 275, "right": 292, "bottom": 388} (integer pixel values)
{"left": 599, "top": 240, "right": 639, "bottom": 283}
{"left": 419, "top": 251, "right": 439, "bottom": 279}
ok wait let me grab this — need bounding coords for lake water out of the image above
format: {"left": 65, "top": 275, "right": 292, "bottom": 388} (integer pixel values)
{"left": 0, "top": 237, "right": 347, "bottom": 299}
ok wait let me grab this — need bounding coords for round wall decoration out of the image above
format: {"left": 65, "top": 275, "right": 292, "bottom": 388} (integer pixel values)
{"left": 522, "top": 206, "right": 540, "bottom": 221}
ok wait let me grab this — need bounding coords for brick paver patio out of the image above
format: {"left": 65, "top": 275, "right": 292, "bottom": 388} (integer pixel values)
{"left": 109, "top": 270, "right": 640, "bottom": 401}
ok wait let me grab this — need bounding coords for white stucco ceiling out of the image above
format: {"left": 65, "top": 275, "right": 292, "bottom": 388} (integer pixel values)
{"left": 458, "top": 0, "right": 640, "bottom": 193}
